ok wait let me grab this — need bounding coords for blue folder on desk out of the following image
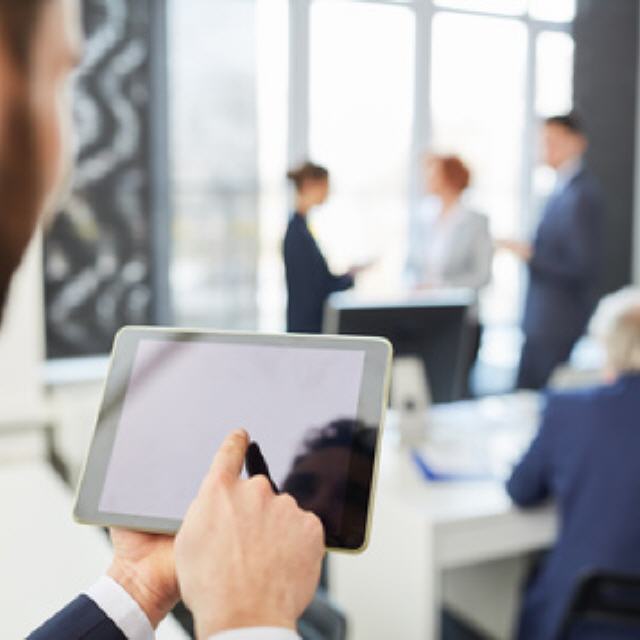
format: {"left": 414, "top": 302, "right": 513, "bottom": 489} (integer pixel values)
{"left": 411, "top": 449, "right": 494, "bottom": 482}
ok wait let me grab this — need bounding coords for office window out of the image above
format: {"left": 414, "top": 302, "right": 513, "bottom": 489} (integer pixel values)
{"left": 431, "top": 12, "right": 526, "bottom": 324}
{"left": 536, "top": 31, "right": 574, "bottom": 117}
{"left": 169, "top": 0, "right": 259, "bottom": 329}
{"left": 434, "top": 0, "right": 526, "bottom": 15}
{"left": 529, "top": 0, "right": 576, "bottom": 23}
{"left": 169, "top": 0, "right": 288, "bottom": 331}
{"left": 309, "top": 1, "right": 414, "bottom": 294}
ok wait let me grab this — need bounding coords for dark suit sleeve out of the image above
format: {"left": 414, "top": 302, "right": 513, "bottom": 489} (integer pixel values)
{"left": 285, "top": 226, "right": 353, "bottom": 298}
{"left": 506, "top": 396, "right": 557, "bottom": 506}
{"left": 28, "top": 595, "right": 126, "bottom": 640}
{"left": 528, "top": 185, "right": 602, "bottom": 287}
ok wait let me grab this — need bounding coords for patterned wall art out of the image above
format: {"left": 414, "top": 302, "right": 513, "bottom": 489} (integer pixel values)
{"left": 44, "top": 0, "right": 166, "bottom": 358}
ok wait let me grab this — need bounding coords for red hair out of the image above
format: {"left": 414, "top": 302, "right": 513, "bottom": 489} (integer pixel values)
{"left": 427, "top": 154, "right": 471, "bottom": 193}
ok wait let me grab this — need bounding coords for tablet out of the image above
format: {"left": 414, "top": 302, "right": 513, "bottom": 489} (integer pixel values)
{"left": 74, "top": 327, "right": 391, "bottom": 552}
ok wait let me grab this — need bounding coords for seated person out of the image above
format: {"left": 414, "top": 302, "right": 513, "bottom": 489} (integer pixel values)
{"left": 507, "top": 288, "right": 640, "bottom": 640}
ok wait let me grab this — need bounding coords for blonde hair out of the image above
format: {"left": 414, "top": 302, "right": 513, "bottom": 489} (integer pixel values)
{"left": 589, "top": 288, "right": 640, "bottom": 374}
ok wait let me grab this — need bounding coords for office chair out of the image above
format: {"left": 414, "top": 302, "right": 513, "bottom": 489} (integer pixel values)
{"left": 297, "top": 589, "right": 348, "bottom": 640}
{"left": 557, "top": 570, "right": 640, "bottom": 639}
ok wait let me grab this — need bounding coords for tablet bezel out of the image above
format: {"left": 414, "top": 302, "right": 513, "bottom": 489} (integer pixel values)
{"left": 74, "top": 326, "right": 391, "bottom": 553}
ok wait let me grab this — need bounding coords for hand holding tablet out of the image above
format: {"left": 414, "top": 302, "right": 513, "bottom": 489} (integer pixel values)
{"left": 75, "top": 328, "right": 391, "bottom": 551}
{"left": 176, "top": 429, "right": 325, "bottom": 637}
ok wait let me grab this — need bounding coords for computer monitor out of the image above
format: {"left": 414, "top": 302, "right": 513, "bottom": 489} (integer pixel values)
{"left": 323, "top": 291, "right": 474, "bottom": 404}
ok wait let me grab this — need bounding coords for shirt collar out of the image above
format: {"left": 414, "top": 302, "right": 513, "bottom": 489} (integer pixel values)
{"left": 555, "top": 156, "right": 583, "bottom": 192}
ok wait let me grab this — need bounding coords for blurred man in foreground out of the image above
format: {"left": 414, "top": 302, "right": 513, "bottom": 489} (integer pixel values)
{"left": 0, "top": 1, "right": 324, "bottom": 638}
{"left": 499, "top": 113, "right": 604, "bottom": 390}
{"left": 508, "top": 288, "right": 640, "bottom": 640}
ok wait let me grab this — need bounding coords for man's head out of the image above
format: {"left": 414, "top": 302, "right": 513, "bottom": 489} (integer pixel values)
{"left": 0, "top": 0, "right": 81, "bottom": 319}
{"left": 590, "top": 288, "right": 640, "bottom": 377}
{"left": 541, "top": 113, "right": 588, "bottom": 170}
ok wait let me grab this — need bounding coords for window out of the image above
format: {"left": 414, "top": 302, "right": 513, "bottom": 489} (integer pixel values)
{"left": 309, "top": 1, "right": 415, "bottom": 295}
{"left": 169, "top": 0, "right": 260, "bottom": 329}
{"left": 434, "top": 0, "right": 526, "bottom": 15}
{"left": 169, "top": 0, "right": 289, "bottom": 331}
{"left": 529, "top": 0, "right": 576, "bottom": 23}
{"left": 169, "top": 0, "right": 575, "bottom": 340}
{"left": 430, "top": 12, "right": 527, "bottom": 324}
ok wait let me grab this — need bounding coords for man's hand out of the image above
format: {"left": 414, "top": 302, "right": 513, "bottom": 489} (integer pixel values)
{"left": 175, "top": 430, "right": 325, "bottom": 639}
{"left": 108, "top": 528, "right": 179, "bottom": 628}
{"left": 495, "top": 238, "right": 533, "bottom": 262}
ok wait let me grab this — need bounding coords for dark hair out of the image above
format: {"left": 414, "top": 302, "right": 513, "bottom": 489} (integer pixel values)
{"left": 287, "top": 161, "right": 329, "bottom": 191}
{"left": 0, "top": 0, "right": 49, "bottom": 319}
{"left": 545, "top": 112, "right": 585, "bottom": 136}
{"left": 427, "top": 154, "right": 471, "bottom": 193}
{"left": 0, "top": 1, "right": 49, "bottom": 69}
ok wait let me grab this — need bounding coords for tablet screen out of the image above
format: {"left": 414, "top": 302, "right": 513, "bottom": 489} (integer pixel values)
{"left": 97, "top": 338, "right": 367, "bottom": 544}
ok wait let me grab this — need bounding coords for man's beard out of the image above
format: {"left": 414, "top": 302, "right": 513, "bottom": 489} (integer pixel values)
{"left": 0, "top": 96, "right": 43, "bottom": 323}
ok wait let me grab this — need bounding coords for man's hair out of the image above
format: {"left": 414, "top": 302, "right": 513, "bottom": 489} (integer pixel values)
{"left": 0, "top": 0, "right": 49, "bottom": 319}
{"left": 590, "top": 288, "right": 640, "bottom": 374}
{"left": 545, "top": 112, "right": 586, "bottom": 136}
{"left": 0, "top": 1, "right": 49, "bottom": 68}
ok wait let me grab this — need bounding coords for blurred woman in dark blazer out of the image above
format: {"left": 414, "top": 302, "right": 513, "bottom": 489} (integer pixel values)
{"left": 283, "top": 162, "right": 361, "bottom": 333}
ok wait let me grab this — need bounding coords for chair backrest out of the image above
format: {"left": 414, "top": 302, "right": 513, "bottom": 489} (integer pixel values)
{"left": 297, "top": 590, "right": 347, "bottom": 640}
{"left": 557, "top": 570, "right": 640, "bottom": 640}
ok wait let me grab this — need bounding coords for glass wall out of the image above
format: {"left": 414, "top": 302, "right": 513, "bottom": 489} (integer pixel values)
{"left": 167, "top": 0, "right": 575, "bottom": 337}
{"left": 309, "top": 1, "right": 414, "bottom": 295}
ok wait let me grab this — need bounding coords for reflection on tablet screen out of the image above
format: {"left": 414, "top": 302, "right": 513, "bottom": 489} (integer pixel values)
{"left": 98, "top": 339, "right": 366, "bottom": 543}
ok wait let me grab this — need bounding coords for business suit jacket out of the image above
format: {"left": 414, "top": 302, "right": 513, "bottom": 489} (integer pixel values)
{"left": 522, "top": 168, "right": 604, "bottom": 342}
{"left": 283, "top": 212, "right": 354, "bottom": 333}
{"left": 28, "top": 595, "right": 125, "bottom": 639}
{"left": 507, "top": 375, "right": 640, "bottom": 640}
{"left": 407, "top": 203, "right": 493, "bottom": 291}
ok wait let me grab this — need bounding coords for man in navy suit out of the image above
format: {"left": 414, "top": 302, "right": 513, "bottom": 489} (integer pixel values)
{"left": 1, "top": 1, "right": 324, "bottom": 638}
{"left": 507, "top": 288, "right": 640, "bottom": 640}
{"left": 500, "top": 114, "right": 605, "bottom": 390}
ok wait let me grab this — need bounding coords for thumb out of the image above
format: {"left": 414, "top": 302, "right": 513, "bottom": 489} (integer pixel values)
{"left": 206, "top": 429, "right": 249, "bottom": 487}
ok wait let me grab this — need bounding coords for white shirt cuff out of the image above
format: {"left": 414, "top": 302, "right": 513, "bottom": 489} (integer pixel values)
{"left": 209, "top": 629, "right": 300, "bottom": 640}
{"left": 85, "top": 575, "right": 154, "bottom": 640}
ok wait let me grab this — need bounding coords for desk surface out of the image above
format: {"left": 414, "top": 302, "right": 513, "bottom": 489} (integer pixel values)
{"left": 330, "top": 393, "right": 558, "bottom": 640}
{"left": 0, "top": 455, "right": 187, "bottom": 639}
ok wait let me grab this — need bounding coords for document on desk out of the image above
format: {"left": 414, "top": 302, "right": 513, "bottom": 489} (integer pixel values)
{"left": 411, "top": 393, "right": 541, "bottom": 482}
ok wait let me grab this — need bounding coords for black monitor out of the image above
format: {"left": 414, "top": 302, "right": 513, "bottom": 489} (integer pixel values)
{"left": 323, "top": 291, "right": 474, "bottom": 404}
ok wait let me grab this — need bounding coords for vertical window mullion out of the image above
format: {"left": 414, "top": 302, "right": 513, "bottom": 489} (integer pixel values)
{"left": 288, "top": 0, "right": 311, "bottom": 168}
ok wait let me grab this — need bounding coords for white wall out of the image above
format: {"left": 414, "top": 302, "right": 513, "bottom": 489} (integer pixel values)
{"left": 0, "top": 234, "right": 46, "bottom": 423}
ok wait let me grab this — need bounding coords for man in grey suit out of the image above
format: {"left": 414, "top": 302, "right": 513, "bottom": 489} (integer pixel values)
{"left": 500, "top": 114, "right": 604, "bottom": 390}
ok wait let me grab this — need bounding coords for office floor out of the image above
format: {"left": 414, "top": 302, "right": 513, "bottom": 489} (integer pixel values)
{"left": 0, "top": 429, "right": 188, "bottom": 639}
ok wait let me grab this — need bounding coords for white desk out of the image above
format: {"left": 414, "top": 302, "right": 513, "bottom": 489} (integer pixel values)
{"left": 0, "top": 448, "right": 187, "bottom": 639}
{"left": 330, "top": 394, "right": 558, "bottom": 640}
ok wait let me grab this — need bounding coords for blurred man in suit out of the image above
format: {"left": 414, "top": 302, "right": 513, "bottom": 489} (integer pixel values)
{"left": 0, "top": 1, "right": 324, "bottom": 638}
{"left": 499, "top": 114, "right": 604, "bottom": 390}
{"left": 507, "top": 288, "right": 640, "bottom": 640}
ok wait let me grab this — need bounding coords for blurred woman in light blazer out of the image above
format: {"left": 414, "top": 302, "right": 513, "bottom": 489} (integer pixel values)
{"left": 406, "top": 154, "right": 493, "bottom": 393}
{"left": 406, "top": 153, "right": 493, "bottom": 292}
